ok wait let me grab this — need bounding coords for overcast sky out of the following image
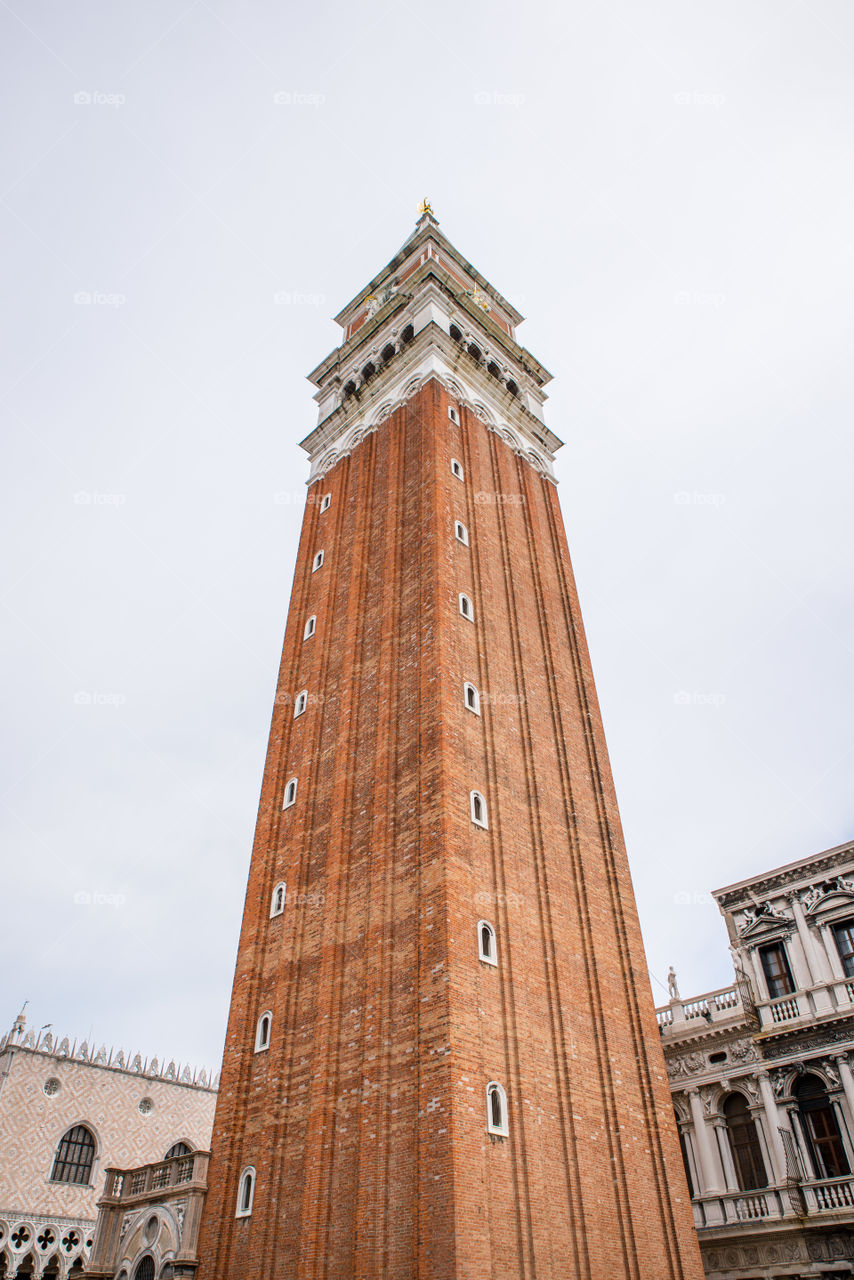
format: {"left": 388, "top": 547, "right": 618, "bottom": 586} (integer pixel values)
{"left": 2, "top": 1, "right": 853, "bottom": 1072}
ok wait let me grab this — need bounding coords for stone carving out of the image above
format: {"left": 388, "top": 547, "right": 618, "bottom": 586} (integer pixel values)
{"left": 729, "top": 1038, "right": 759, "bottom": 1064}
{"left": 738, "top": 898, "right": 790, "bottom": 935}
{"left": 667, "top": 966, "right": 680, "bottom": 1000}
{"left": 666, "top": 1052, "right": 705, "bottom": 1079}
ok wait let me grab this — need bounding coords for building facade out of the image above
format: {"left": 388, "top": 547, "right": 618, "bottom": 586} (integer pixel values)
{"left": 658, "top": 838, "right": 854, "bottom": 1279}
{"left": 0, "top": 1012, "right": 216, "bottom": 1279}
{"left": 194, "top": 208, "right": 703, "bottom": 1279}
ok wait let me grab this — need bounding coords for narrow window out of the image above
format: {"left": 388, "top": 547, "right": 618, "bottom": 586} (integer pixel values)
{"left": 381, "top": 343, "right": 396, "bottom": 364}
{"left": 270, "top": 882, "right": 286, "bottom": 917}
{"left": 255, "top": 1013, "right": 272, "bottom": 1052}
{"left": 448, "top": 407, "right": 460, "bottom": 425}
{"left": 470, "top": 790, "right": 488, "bottom": 829}
{"left": 759, "top": 942, "right": 794, "bottom": 999}
{"left": 486, "top": 1082, "right": 508, "bottom": 1135}
{"left": 319, "top": 493, "right": 331, "bottom": 513}
{"left": 451, "top": 458, "right": 464, "bottom": 480}
{"left": 464, "top": 682, "right": 480, "bottom": 715}
{"left": 506, "top": 379, "right": 519, "bottom": 397}
{"left": 51, "top": 1125, "right": 96, "bottom": 1185}
{"left": 449, "top": 324, "right": 463, "bottom": 343}
{"left": 401, "top": 324, "right": 414, "bottom": 344}
{"left": 294, "top": 690, "right": 308, "bottom": 719}
{"left": 459, "top": 593, "right": 474, "bottom": 621}
{"left": 236, "top": 1167, "right": 256, "bottom": 1217}
{"left": 455, "top": 521, "right": 469, "bottom": 546}
{"left": 304, "top": 615, "right": 316, "bottom": 640}
{"left": 283, "top": 778, "right": 298, "bottom": 809}
{"left": 478, "top": 920, "right": 497, "bottom": 965}
{"left": 312, "top": 550, "right": 325, "bottom": 572}
{"left": 834, "top": 920, "right": 854, "bottom": 978}
{"left": 724, "top": 1093, "right": 767, "bottom": 1190}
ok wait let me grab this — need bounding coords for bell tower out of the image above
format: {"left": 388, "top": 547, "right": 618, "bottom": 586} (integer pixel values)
{"left": 196, "top": 206, "right": 703, "bottom": 1280}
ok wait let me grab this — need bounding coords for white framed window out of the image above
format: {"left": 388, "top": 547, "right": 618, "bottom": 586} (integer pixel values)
{"left": 478, "top": 920, "right": 497, "bottom": 965}
{"left": 304, "top": 615, "right": 316, "bottom": 640}
{"left": 255, "top": 1012, "right": 272, "bottom": 1052}
{"left": 294, "top": 690, "right": 308, "bottom": 719}
{"left": 319, "top": 493, "right": 331, "bottom": 513}
{"left": 486, "top": 1082, "right": 508, "bottom": 1136}
{"left": 451, "top": 458, "right": 464, "bottom": 480}
{"left": 454, "top": 521, "right": 469, "bottom": 546}
{"left": 470, "top": 790, "right": 488, "bottom": 829}
{"left": 312, "top": 550, "right": 325, "bottom": 572}
{"left": 464, "top": 682, "right": 480, "bottom": 715}
{"left": 283, "top": 778, "right": 298, "bottom": 809}
{"left": 448, "top": 406, "right": 459, "bottom": 424}
{"left": 270, "top": 882, "right": 286, "bottom": 917}
{"left": 236, "top": 1166, "right": 256, "bottom": 1217}
{"left": 459, "top": 593, "right": 474, "bottom": 621}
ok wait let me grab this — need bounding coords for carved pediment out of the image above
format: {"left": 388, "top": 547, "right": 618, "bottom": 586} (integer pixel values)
{"left": 803, "top": 880, "right": 854, "bottom": 917}
{"left": 738, "top": 903, "right": 793, "bottom": 940}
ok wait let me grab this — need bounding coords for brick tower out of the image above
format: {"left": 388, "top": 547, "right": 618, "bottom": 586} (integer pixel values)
{"left": 196, "top": 207, "right": 703, "bottom": 1280}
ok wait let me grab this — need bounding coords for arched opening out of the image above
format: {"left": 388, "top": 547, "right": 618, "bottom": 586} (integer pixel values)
{"left": 343, "top": 380, "right": 357, "bottom": 399}
{"left": 164, "top": 1142, "right": 191, "bottom": 1159}
{"left": 236, "top": 1167, "right": 256, "bottom": 1217}
{"left": 361, "top": 362, "right": 376, "bottom": 383}
{"left": 724, "top": 1093, "right": 767, "bottom": 1190}
{"left": 132, "top": 1257, "right": 155, "bottom": 1280}
{"left": 467, "top": 343, "right": 481, "bottom": 363}
{"left": 464, "top": 682, "right": 480, "bottom": 714}
{"left": 449, "top": 324, "right": 463, "bottom": 343}
{"left": 50, "top": 1124, "right": 96, "bottom": 1185}
{"left": 486, "top": 1082, "right": 508, "bottom": 1135}
{"left": 381, "top": 343, "right": 396, "bottom": 364}
{"left": 796, "top": 1074, "right": 850, "bottom": 1179}
{"left": 271, "top": 882, "right": 286, "bottom": 917}
{"left": 459, "top": 593, "right": 473, "bottom": 621}
{"left": 478, "top": 920, "right": 496, "bottom": 964}
{"left": 283, "top": 778, "right": 298, "bottom": 809}
{"left": 487, "top": 361, "right": 501, "bottom": 379}
{"left": 470, "top": 791, "right": 488, "bottom": 828}
{"left": 506, "top": 379, "right": 519, "bottom": 397}
{"left": 255, "top": 1012, "right": 272, "bottom": 1052}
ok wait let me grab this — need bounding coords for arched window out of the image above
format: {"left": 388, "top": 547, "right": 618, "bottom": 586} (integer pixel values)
{"left": 451, "top": 458, "right": 464, "bottom": 480}
{"left": 343, "top": 380, "right": 357, "bottom": 399}
{"left": 506, "top": 379, "right": 519, "bottom": 397}
{"left": 464, "top": 682, "right": 480, "bottom": 715}
{"left": 478, "top": 920, "right": 497, "bottom": 965}
{"left": 304, "top": 615, "right": 316, "bottom": 640}
{"left": 459, "top": 593, "right": 474, "bottom": 621}
{"left": 400, "top": 324, "right": 414, "bottom": 344}
{"left": 294, "top": 690, "right": 308, "bottom": 718}
{"left": 470, "top": 790, "right": 488, "bottom": 829}
{"left": 449, "top": 324, "right": 463, "bottom": 343}
{"left": 164, "top": 1142, "right": 191, "bottom": 1159}
{"left": 236, "top": 1166, "right": 256, "bottom": 1217}
{"left": 255, "top": 1013, "right": 272, "bottom": 1052}
{"left": 486, "top": 1082, "right": 508, "bottom": 1135}
{"left": 50, "top": 1125, "right": 96, "bottom": 1185}
{"left": 381, "top": 343, "right": 396, "bottom": 364}
{"left": 796, "top": 1074, "right": 850, "bottom": 1179}
{"left": 454, "top": 521, "right": 469, "bottom": 546}
{"left": 132, "top": 1259, "right": 155, "bottom": 1280}
{"left": 467, "top": 343, "right": 482, "bottom": 363}
{"left": 271, "top": 882, "right": 286, "bottom": 917}
{"left": 724, "top": 1093, "right": 767, "bottom": 1190}
{"left": 487, "top": 361, "right": 501, "bottom": 380}
{"left": 283, "top": 778, "right": 298, "bottom": 809}
{"left": 319, "top": 493, "right": 331, "bottom": 513}
{"left": 312, "top": 550, "right": 325, "bottom": 573}
{"left": 361, "top": 362, "right": 376, "bottom": 382}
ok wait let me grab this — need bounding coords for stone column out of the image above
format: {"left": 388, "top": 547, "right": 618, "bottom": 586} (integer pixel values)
{"left": 820, "top": 921, "right": 846, "bottom": 980}
{"left": 688, "top": 1089, "right": 724, "bottom": 1193}
{"left": 789, "top": 894, "right": 833, "bottom": 1011}
{"left": 757, "top": 1072, "right": 787, "bottom": 1184}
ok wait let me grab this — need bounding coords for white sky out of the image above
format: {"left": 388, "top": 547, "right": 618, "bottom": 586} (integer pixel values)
{"left": 2, "top": 0, "right": 852, "bottom": 1071}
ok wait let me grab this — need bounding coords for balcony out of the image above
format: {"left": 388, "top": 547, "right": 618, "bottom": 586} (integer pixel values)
{"left": 755, "top": 977, "right": 854, "bottom": 1033}
{"left": 100, "top": 1151, "right": 209, "bottom": 1205}
{"left": 692, "top": 1178, "right": 854, "bottom": 1232}
{"left": 656, "top": 984, "right": 744, "bottom": 1036}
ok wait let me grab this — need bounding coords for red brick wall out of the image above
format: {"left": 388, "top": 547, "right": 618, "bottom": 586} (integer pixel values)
{"left": 196, "top": 378, "right": 703, "bottom": 1279}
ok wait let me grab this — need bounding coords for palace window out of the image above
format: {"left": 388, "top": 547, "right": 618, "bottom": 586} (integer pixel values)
{"left": 451, "top": 458, "right": 463, "bottom": 479}
{"left": 487, "top": 361, "right": 501, "bottom": 380}
{"left": 454, "top": 521, "right": 469, "bottom": 546}
{"left": 283, "top": 778, "right": 298, "bottom": 809}
{"left": 312, "top": 550, "right": 325, "bottom": 572}
{"left": 470, "top": 790, "right": 488, "bottom": 829}
{"left": 51, "top": 1125, "right": 96, "bottom": 1185}
{"left": 319, "top": 493, "right": 331, "bottom": 513}
{"left": 304, "top": 615, "right": 316, "bottom": 640}
{"left": 464, "top": 683, "right": 481, "bottom": 715}
{"left": 164, "top": 1143, "right": 191, "bottom": 1159}
{"left": 271, "top": 882, "right": 286, "bottom": 917}
{"left": 796, "top": 1074, "right": 850, "bottom": 1179}
{"left": 133, "top": 1260, "right": 155, "bottom": 1280}
{"left": 236, "top": 1167, "right": 256, "bottom": 1217}
{"left": 255, "top": 1013, "right": 272, "bottom": 1052}
{"left": 486, "top": 1082, "right": 508, "bottom": 1135}
{"left": 294, "top": 690, "right": 308, "bottom": 719}
{"left": 459, "top": 593, "right": 474, "bottom": 621}
{"left": 834, "top": 919, "right": 854, "bottom": 978}
{"left": 758, "top": 942, "right": 795, "bottom": 999}
{"left": 467, "top": 343, "right": 482, "bottom": 363}
{"left": 724, "top": 1093, "right": 768, "bottom": 1190}
{"left": 478, "top": 920, "right": 497, "bottom": 965}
